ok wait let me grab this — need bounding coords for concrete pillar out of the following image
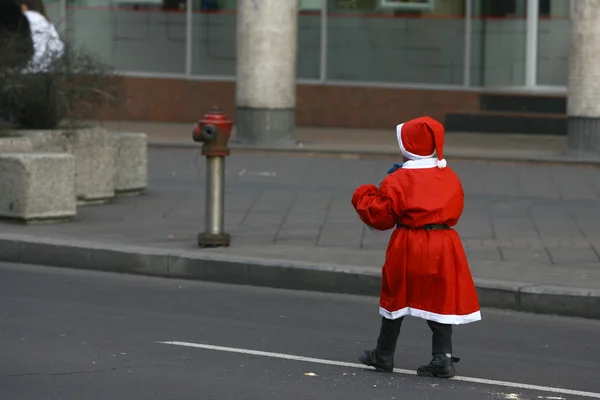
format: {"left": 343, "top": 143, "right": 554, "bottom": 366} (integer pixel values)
{"left": 235, "top": 0, "right": 299, "bottom": 145}
{"left": 567, "top": 0, "right": 600, "bottom": 157}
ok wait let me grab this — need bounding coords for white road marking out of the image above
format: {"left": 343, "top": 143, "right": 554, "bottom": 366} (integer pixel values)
{"left": 237, "top": 169, "right": 277, "bottom": 177}
{"left": 157, "top": 341, "right": 600, "bottom": 399}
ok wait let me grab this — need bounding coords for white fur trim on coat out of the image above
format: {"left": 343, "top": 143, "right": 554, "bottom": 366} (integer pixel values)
{"left": 380, "top": 306, "right": 482, "bottom": 325}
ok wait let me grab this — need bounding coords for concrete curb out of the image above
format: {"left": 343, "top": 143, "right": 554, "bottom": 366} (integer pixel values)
{"left": 1, "top": 233, "right": 599, "bottom": 320}
{"left": 148, "top": 141, "right": 600, "bottom": 167}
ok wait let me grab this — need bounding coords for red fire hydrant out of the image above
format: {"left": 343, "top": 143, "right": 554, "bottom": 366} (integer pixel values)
{"left": 192, "top": 107, "right": 233, "bottom": 248}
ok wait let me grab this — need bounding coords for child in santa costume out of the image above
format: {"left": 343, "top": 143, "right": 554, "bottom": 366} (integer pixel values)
{"left": 351, "top": 116, "right": 481, "bottom": 379}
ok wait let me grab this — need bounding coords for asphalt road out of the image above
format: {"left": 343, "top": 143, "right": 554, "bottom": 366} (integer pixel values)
{"left": 0, "top": 262, "right": 599, "bottom": 400}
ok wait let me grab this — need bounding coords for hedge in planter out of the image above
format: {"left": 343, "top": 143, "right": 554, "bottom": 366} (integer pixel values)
{"left": 0, "top": 38, "right": 124, "bottom": 130}
{"left": 0, "top": 35, "right": 147, "bottom": 205}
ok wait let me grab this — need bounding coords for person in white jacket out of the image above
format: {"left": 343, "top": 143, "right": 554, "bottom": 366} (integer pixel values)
{"left": 19, "top": 0, "right": 64, "bottom": 72}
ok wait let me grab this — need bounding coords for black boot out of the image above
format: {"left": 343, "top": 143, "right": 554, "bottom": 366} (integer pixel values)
{"left": 358, "top": 316, "right": 402, "bottom": 373}
{"left": 417, "top": 353, "right": 460, "bottom": 378}
{"left": 359, "top": 349, "right": 395, "bottom": 372}
{"left": 417, "top": 320, "right": 458, "bottom": 378}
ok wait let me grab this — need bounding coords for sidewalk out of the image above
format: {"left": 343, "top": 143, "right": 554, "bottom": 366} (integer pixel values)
{"left": 1, "top": 145, "right": 599, "bottom": 319}
{"left": 95, "top": 120, "right": 600, "bottom": 165}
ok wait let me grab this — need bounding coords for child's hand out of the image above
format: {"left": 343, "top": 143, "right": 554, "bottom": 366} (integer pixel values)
{"left": 376, "top": 164, "right": 403, "bottom": 188}
{"left": 387, "top": 163, "right": 403, "bottom": 174}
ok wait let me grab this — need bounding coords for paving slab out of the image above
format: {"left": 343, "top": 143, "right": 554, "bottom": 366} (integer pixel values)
{"left": 95, "top": 120, "right": 600, "bottom": 165}
{"left": 1, "top": 148, "right": 600, "bottom": 319}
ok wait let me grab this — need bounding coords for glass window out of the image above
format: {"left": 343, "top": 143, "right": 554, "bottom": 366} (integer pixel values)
{"left": 468, "top": 0, "right": 527, "bottom": 87}
{"left": 326, "top": 0, "right": 466, "bottom": 85}
{"left": 45, "top": 0, "right": 64, "bottom": 29}
{"left": 537, "top": 0, "right": 570, "bottom": 86}
{"left": 191, "top": 0, "right": 236, "bottom": 76}
{"left": 66, "top": 0, "right": 186, "bottom": 74}
{"left": 298, "top": 0, "right": 322, "bottom": 80}
{"left": 191, "top": 0, "right": 322, "bottom": 79}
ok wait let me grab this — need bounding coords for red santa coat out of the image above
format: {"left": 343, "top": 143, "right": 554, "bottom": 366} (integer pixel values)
{"left": 352, "top": 157, "right": 481, "bottom": 325}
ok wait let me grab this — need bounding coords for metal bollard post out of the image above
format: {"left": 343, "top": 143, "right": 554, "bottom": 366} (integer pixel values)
{"left": 204, "top": 155, "right": 225, "bottom": 237}
{"left": 192, "top": 107, "right": 233, "bottom": 248}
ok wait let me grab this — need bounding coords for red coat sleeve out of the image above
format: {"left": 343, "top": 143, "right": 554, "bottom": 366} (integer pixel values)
{"left": 351, "top": 180, "right": 403, "bottom": 231}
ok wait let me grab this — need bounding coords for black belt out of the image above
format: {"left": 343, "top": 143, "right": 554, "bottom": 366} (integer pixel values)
{"left": 396, "top": 224, "right": 450, "bottom": 230}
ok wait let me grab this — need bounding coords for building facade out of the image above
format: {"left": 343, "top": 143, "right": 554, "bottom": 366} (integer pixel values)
{"left": 45, "top": 0, "right": 572, "bottom": 131}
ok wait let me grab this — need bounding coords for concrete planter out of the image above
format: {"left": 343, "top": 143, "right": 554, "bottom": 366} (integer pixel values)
{"left": 113, "top": 132, "right": 148, "bottom": 195}
{"left": 0, "top": 137, "right": 34, "bottom": 153}
{"left": 8, "top": 127, "right": 118, "bottom": 203}
{"left": 0, "top": 153, "right": 76, "bottom": 222}
{"left": 0, "top": 126, "right": 148, "bottom": 223}
{"left": 66, "top": 127, "right": 118, "bottom": 203}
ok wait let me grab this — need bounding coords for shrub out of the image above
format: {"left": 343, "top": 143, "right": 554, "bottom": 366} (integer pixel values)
{"left": 0, "top": 36, "right": 124, "bottom": 130}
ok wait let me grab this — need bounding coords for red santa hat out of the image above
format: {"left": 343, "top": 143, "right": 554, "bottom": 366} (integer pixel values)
{"left": 396, "top": 116, "right": 447, "bottom": 169}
